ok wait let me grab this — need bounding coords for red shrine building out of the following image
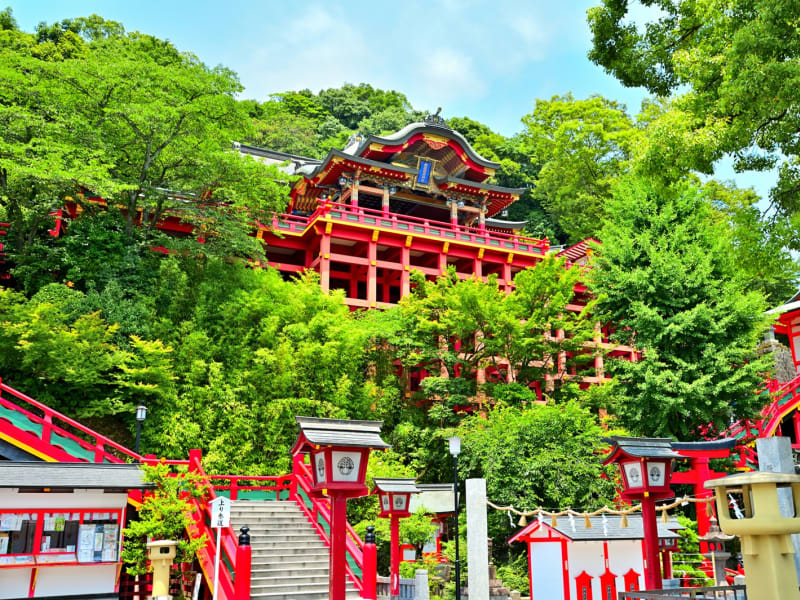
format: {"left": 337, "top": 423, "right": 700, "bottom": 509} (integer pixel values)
{"left": 237, "top": 113, "right": 547, "bottom": 309}
{"left": 233, "top": 114, "right": 636, "bottom": 391}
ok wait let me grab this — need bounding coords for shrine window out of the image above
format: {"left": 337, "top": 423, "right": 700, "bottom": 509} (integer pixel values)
{"left": 0, "top": 508, "right": 123, "bottom": 567}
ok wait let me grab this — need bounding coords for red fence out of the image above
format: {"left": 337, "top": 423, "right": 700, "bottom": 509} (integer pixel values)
{"left": 0, "top": 377, "right": 369, "bottom": 599}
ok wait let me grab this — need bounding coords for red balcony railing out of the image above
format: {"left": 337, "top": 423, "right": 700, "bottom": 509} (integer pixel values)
{"left": 269, "top": 200, "right": 549, "bottom": 255}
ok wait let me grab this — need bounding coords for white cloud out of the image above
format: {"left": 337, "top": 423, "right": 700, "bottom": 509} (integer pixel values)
{"left": 415, "top": 47, "right": 487, "bottom": 106}
{"left": 242, "top": 4, "right": 374, "bottom": 98}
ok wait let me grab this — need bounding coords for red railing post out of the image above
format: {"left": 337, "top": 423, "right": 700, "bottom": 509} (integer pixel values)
{"left": 230, "top": 477, "right": 238, "bottom": 501}
{"left": 188, "top": 449, "right": 202, "bottom": 470}
{"left": 234, "top": 527, "right": 251, "bottom": 600}
{"left": 361, "top": 526, "right": 377, "bottom": 600}
{"left": 41, "top": 414, "right": 53, "bottom": 445}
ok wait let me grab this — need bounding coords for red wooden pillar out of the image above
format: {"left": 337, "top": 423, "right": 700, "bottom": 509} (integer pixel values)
{"left": 382, "top": 186, "right": 390, "bottom": 216}
{"left": 319, "top": 232, "right": 331, "bottom": 293}
{"left": 793, "top": 410, "right": 800, "bottom": 445}
{"left": 234, "top": 528, "right": 251, "bottom": 600}
{"left": 362, "top": 526, "right": 378, "bottom": 600}
{"left": 473, "top": 249, "right": 483, "bottom": 279}
{"left": 502, "top": 262, "right": 512, "bottom": 293}
{"left": 401, "top": 245, "right": 410, "bottom": 296}
{"left": 693, "top": 457, "right": 713, "bottom": 553}
{"left": 641, "top": 496, "right": 662, "bottom": 590}
{"left": 368, "top": 237, "right": 377, "bottom": 307}
{"left": 661, "top": 548, "right": 672, "bottom": 579}
{"left": 390, "top": 516, "right": 401, "bottom": 599}
{"left": 329, "top": 494, "right": 349, "bottom": 600}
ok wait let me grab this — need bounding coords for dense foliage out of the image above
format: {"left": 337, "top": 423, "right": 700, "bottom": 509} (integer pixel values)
{"left": 0, "top": 4, "right": 797, "bottom": 581}
{"left": 588, "top": 0, "right": 800, "bottom": 251}
{"left": 591, "top": 179, "right": 772, "bottom": 439}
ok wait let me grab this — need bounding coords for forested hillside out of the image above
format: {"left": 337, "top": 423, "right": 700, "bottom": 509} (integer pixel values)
{"left": 0, "top": 4, "right": 798, "bottom": 576}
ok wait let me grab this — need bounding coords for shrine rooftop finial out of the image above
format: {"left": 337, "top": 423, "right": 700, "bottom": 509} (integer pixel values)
{"left": 424, "top": 107, "right": 449, "bottom": 129}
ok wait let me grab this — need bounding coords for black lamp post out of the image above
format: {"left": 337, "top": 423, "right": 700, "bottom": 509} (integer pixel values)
{"left": 449, "top": 436, "right": 461, "bottom": 600}
{"left": 135, "top": 405, "right": 147, "bottom": 455}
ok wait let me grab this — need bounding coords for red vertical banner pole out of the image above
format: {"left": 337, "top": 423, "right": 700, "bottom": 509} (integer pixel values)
{"left": 234, "top": 527, "right": 251, "bottom": 600}
{"left": 390, "top": 516, "right": 400, "bottom": 599}
{"left": 329, "top": 493, "right": 349, "bottom": 600}
{"left": 362, "top": 526, "right": 378, "bottom": 600}
{"left": 641, "top": 496, "right": 662, "bottom": 590}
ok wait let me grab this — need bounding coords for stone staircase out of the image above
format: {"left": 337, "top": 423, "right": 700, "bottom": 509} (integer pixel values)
{"left": 230, "top": 500, "right": 359, "bottom": 600}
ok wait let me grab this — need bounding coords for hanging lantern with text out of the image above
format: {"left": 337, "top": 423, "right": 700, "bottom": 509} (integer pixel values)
{"left": 605, "top": 437, "right": 678, "bottom": 501}
{"left": 603, "top": 437, "right": 681, "bottom": 591}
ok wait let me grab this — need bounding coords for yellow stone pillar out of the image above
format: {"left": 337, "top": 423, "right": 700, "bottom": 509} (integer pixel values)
{"left": 146, "top": 540, "right": 178, "bottom": 599}
{"left": 705, "top": 472, "right": 800, "bottom": 600}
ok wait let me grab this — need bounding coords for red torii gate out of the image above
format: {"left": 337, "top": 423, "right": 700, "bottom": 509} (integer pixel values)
{"left": 669, "top": 438, "right": 738, "bottom": 553}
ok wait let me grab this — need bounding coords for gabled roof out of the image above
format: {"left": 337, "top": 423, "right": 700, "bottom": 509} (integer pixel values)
{"left": 603, "top": 436, "right": 681, "bottom": 465}
{"left": 509, "top": 514, "right": 683, "bottom": 544}
{"left": 372, "top": 478, "right": 420, "bottom": 494}
{"left": 0, "top": 462, "right": 152, "bottom": 490}
{"left": 292, "top": 416, "right": 391, "bottom": 453}
{"left": 355, "top": 122, "right": 500, "bottom": 172}
{"left": 556, "top": 239, "right": 599, "bottom": 263}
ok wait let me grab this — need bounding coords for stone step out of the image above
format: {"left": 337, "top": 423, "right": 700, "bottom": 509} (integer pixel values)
{"left": 250, "top": 583, "right": 359, "bottom": 600}
{"left": 248, "top": 532, "right": 323, "bottom": 541}
{"left": 233, "top": 516, "right": 308, "bottom": 520}
{"left": 251, "top": 574, "right": 331, "bottom": 590}
{"left": 252, "top": 548, "right": 330, "bottom": 560}
{"left": 251, "top": 565, "right": 331, "bottom": 578}
{"left": 250, "top": 541, "right": 327, "bottom": 551}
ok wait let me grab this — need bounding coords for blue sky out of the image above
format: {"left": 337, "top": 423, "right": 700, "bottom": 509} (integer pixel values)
{"left": 7, "top": 0, "right": 775, "bottom": 198}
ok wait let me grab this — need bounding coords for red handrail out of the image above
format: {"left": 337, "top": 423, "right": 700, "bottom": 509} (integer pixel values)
{"left": 0, "top": 378, "right": 142, "bottom": 463}
{"left": 266, "top": 200, "right": 549, "bottom": 254}
{"left": 316, "top": 201, "right": 549, "bottom": 252}
{"left": 291, "top": 459, "right": 365, "bottom": 592}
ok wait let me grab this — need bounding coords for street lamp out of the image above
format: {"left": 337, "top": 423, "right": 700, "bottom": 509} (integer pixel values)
{"left": 135, "top": 405, "right": 147, "bottom": 455}
{"left": 449, "top": 436, "right": 461, "bottom": 600}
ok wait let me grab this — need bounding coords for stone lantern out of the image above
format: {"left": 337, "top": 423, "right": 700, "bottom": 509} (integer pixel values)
{"left": 705, "top": 471, "right": 800, "bottom": 600}
{"left": 699, "top": 516, "right": 734, "bottom": 585}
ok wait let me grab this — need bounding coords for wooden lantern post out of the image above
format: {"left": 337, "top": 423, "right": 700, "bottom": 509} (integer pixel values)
{"left": 603, "top": 437, "right": 680, "bottom": 590}
{"left": 291, "top": 417, "right": 390, "bottom": 600}
{"left": 373, "top": 478, "right": 420, "bottom": 600}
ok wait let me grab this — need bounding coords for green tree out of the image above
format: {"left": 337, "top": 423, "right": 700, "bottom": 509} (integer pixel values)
{"left": 590, "top": 178, "right": 772, "bottom": 439}
{"left": 121, "top": 463, "right": 207, "bottom": 575}
{"left": 521, "top": 93, "right": 636, "bottom": 243}
{"left": 458, "top": 402, "right": 619, "bottom": 542}
{"left": 588, "top": 0, "right": 800, "bottom": 245}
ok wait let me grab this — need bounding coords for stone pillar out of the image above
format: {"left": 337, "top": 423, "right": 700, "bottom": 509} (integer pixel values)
{"left": 466, "top": 478, "right": 489, "bottom": 600}
{"left": 415, "top": 570, "right": 430, "bottom": 600}
{"left": 756, "top": 436, "right": 800, "bottom": 583}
